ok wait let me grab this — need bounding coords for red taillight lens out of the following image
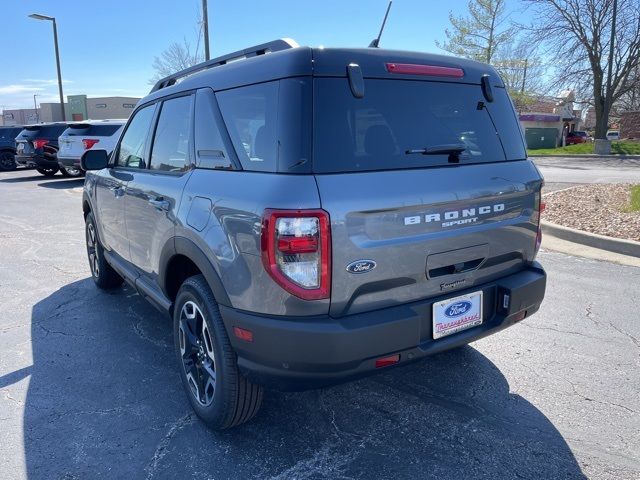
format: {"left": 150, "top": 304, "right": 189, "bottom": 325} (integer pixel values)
{"left": 33, "top": 139, "right": 49, "bottom": 149}
{"left": 534, "top": 198, "right": 545, "bottom": 256}
{"left": 83, "top": 138, "right": 100, "bottom": 150}
{"left": 375, "top": 354, "right": 400, "bottom": 368}
{"left": 386, "top": 62, "right": 464, "bottom": 78}
{"left": 261, "top": 209, "right": 331, "bottom": 300}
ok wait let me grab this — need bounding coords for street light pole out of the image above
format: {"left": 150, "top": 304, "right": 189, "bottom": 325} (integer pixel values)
{"left": 33, "top": 94, "right": 39, "bottom": 123}
{"left": 202, "top": 0, "right": 210, "bottom": 61}
{"left": 29, "top": 13, "right": 66, "bottom": 121}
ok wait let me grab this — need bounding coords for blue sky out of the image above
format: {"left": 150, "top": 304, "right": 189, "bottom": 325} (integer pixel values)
{"left": 1, "top": 0, "right": 530, "bottom": 109}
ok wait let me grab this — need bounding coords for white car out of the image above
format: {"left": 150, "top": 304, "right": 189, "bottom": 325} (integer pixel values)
{"left": 606, "top": 130, "right": 620, "bottom": 141}
{"left": 57, "top": 120, "right": 125, "bottom": 176}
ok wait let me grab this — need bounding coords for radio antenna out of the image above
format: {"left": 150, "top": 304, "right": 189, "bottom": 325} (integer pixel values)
{"left": 368, "top": 1, "right": 393, "bottom": 48}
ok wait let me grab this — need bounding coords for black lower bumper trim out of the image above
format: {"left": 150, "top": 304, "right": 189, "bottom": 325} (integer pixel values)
{"left": 220, "top": 263, "right": 546, "bottom": 391}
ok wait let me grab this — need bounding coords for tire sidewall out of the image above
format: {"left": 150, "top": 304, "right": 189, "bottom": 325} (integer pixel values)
{"left": 173, "top": 279, "right": 233, "bottom": 426}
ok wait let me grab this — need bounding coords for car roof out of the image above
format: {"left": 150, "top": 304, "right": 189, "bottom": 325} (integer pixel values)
{"left": 141, "top": 40, "right": 503, "bottom": 106}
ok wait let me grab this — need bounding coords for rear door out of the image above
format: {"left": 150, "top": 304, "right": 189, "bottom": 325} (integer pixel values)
{"left": 124, "top": 93, "right": 194, "bottom": 281}
{"left": 312, "top": 77, "right": 542, "bottom": 317}
{"left": 96, "top": 104, "right": 156, "bottom": 257}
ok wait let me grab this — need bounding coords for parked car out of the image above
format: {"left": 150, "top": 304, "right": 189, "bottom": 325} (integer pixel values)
{"left": 606, "top": 130, "right": 620, "bottom": 141}
{"left": 57, "top": 120, "right": 125, "bottom": 177}
{"left": 565, "top": 131, "right": 588, "bottom": 145}
{"left": 0, "top": 125, "right": 23, "bottom": 171}
{"left": 81, "top": 39, "right": 547, "bottom": 429}
{"left": 15, "top": 123, "right": 70, "bottom": 176}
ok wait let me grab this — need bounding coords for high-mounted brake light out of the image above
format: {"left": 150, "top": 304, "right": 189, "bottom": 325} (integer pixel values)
{"left": 261, "top": 209, "right": 331, "bottom": 300}
{"left": 386, "top": 63, "right": 464, "bottom": 78}
{"left": 33, "top": 139, "right": 49, "bottom": 149}
{"left": 83, "top": 138, "right": 100, "bottom": 150}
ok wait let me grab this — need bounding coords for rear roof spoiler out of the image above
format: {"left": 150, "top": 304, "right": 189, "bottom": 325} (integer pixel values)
{"left": 149, "top": 38, "right": 299, "bottom": 94}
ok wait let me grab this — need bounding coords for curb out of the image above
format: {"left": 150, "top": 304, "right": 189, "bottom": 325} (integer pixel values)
{"left": 529, "top": 154, "right": 640, "bottom": 159}
{"left": 541, "top": 220, "right": 640, "bottom": 258}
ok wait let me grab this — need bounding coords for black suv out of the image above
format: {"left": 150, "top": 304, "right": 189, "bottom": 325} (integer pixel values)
{"left": 0, "top": 126, "right": 23, "bottom": 171}
{"left": 15, "top": 123, "right": 71, "bottom": 176}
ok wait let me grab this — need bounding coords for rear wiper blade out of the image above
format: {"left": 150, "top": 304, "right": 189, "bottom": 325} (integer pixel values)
{"left": 405, "top": 144, "right": 467, "bottom": 156}
{"left": 406, "top": 144, "right": 467, "bottom": 163}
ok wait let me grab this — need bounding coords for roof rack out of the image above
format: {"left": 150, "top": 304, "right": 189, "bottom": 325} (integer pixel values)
{"left": 150, "top": 38, "right": 299, "bottom": 93}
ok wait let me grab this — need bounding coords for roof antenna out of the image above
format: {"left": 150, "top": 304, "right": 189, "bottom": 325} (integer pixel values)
{"left": 369, "top": 1, "right": 393, "bottom": 48}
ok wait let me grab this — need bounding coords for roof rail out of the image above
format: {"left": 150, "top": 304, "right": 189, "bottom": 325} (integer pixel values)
{"left": 149, "top": 38, "right": 299, "bottom": 93}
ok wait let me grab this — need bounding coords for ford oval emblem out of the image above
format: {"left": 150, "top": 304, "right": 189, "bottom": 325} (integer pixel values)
{"left": 346, "top": 260, "right": 377, "bottom": 274}
{"left": 444, "top": 301, "right": 473, "bottom": 318}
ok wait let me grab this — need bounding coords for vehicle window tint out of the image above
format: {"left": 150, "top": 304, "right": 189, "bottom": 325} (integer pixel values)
{"left": 116, "top": 104, "right": 155, "bottom": 168}
{"left": 194, "top": 89, "right": 232, "bottom": 169}
{"left": 149, "top": 95, "right": 193, "bottom": 173}
{"left": 217, "top": 81, "right": 278, "bottom": 172}
{"left": 39, "top": 125, "right": 68, "bottom": 139}
{"left": 86, "top": 124, "right": 123, "bottom": 136}
{"left": 313, "top": 78, "right": 523, "bottom": 173}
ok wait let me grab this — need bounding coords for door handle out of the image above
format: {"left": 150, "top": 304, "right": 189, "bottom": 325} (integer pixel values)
{"left": 108, "top": 185, "right": 124, "bottom": 197}
{"left": 148, "top": 197, "right": 170, "bottom": 211}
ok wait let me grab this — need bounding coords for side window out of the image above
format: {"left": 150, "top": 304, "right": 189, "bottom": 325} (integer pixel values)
{"left": 217, "top": 81, "right": 278, "bottom": 172}
{"left": 194, "top": 89, "right": 232, "bottom": 169}
{"left": 116, "top": 105, "right": 155, "bottom": 168}
{"left": 149, "top": 95, "right": 193, "bottom": 173}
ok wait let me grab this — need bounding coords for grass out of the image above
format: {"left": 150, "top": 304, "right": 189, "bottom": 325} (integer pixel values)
{"left": 626, "top": 185, "right": 640, "bottom": 212}
{"left": 528, "top": 141, "right": 640, "bottom": 156}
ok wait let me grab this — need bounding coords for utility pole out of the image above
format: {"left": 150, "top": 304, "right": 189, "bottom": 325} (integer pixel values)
{"left": 202, "top": 0, "right": 210, "bottom": 61}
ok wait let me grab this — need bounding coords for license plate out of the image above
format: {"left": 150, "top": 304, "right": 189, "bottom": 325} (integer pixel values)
{"left": 433, "top": 291, "right": 483, "bottom": 339}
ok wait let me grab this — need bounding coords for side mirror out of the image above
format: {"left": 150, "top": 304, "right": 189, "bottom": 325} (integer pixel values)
{"left": 81, "top": 149, "right": 109, "bottom": 171}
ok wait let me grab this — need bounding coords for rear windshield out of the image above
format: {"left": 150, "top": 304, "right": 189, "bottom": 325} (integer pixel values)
{"left": 21, "top": 125, "right": 67, "bottom": 139}
{"left": 313, "top": 78, "right": 526, "bottom": 173}
{"left": 0, "top": 128, "right": 22, "bottom": 140}
{"left": 66, "top": 124, "right": 122, "bottom": 136}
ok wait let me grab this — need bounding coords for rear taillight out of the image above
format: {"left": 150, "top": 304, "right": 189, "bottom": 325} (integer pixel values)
{"left": 534, "top": 199, "right": 545, "bottom": 256}
{"left": 33, "top": 139, "right": 49, "bottom": 149}
{"left": 82, "top": 138, "right": 100, "bottom": 150}
{"left": 261, "top": 209, "right": 331, "bottom": 300}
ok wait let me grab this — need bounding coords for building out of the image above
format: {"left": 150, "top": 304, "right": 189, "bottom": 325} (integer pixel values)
{"left": 518, "top": 90, "right": 582, "bottom": 149}
{"left": 620, "top": 111, "right": 640, "bottom": 139}
{"left": 1, "top": 95, "right": 141, "bottom": 126}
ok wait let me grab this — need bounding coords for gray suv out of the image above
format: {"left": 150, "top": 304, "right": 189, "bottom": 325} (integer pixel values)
{"left": 81, "top": 39, "right": 547, "bottom": 429}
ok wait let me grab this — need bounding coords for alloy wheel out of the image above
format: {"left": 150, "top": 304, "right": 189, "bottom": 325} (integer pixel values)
{"left": 86, "top": 222, "right": 99, "bottom": 278}
{"left": 179, "top": 300, "right": 216, "bottom": 406}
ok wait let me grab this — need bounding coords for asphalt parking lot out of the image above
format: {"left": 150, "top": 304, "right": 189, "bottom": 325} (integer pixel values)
{"left": 1, "top": 168, "right": 639, "bottom": 480}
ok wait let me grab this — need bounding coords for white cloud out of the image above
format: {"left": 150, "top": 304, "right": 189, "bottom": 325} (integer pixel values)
{"left": 0, "top": 85, "right": 46, "bottom": 95}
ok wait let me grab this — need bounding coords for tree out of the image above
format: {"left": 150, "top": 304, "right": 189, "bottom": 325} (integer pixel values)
{"left": 525, "top": 0, "right": 640, "bottom": 138}
{"left": 436, "top": 0, "right": 517, "bottom": 64}
{"left": 150, "top": 39, "right": 204, "bottom": 84}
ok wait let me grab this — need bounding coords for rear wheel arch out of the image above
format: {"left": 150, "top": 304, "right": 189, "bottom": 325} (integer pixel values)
{"left": 161, "top": 237, "right": 231, "bottom": 307}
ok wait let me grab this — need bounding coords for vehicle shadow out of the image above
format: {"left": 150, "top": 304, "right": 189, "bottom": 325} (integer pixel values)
{"left": 0, "top": 174, "right": 57, "bottom": 183}
{"left": 37, "top": 178, "right": 84, "bottom": 189}
{"left": 23, "top": 279, "right": 586, "bottom": 479}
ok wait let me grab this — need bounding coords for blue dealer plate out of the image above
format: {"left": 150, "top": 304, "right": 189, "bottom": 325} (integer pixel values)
{"left": 432, "top": 291, "right": 483, "bottom": 339}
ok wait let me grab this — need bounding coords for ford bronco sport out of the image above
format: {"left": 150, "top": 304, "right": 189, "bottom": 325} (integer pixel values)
{"left": 81, "top": 39, "right": 547, "bottom": 430}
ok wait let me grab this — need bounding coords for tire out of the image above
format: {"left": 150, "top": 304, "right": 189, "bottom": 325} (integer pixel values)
{"left": 0, "top": 151, "right": 16, "bottom": 171}
{"left": 60, "top": 165, "right": 84, "bottom": 178}
{"left": 36, "top": 167, "right": 58, "bottom": 176}
{"left": 85, "top": 211, "right": 124, "bottom": 289}
{"left": 174, "top": 275, "right": 263, "bottom": 430}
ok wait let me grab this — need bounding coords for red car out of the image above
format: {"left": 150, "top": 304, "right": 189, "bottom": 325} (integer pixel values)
{"left": 566, "top": 131, "right": 589, "bottom": 145}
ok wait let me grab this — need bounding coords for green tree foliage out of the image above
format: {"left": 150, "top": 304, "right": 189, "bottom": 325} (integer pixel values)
{"left": 436, "top": 0, "right": 516, "bottom": 64}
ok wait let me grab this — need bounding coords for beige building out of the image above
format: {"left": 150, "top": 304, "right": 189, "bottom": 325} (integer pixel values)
{"left": 1, "top": 95, "right": 140, "bottom": 126}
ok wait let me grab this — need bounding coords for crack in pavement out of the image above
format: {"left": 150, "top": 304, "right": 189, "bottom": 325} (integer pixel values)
{"left": 144, "top": 412, "right": 194, "bottom": 480}
{"left": 564, "top": 379, "right": 636, "bottom": 414}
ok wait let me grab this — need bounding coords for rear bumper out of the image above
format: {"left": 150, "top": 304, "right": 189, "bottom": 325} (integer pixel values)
{"left": 58, "top": 156, "right": 81, "bottom": 169}
{"left": 220, "top": 263, "right": 546, "bottom": 391}
{"left": 15, "top": 154, "right": 58, "bottom": 169}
